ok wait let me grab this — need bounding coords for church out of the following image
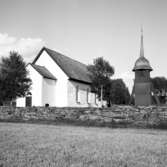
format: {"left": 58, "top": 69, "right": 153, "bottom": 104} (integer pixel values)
{"left": 16, "top": 47, "right": 101, "bottom": 107}
{"left": 16, "top": 30, "right": 155, "bottom": 107}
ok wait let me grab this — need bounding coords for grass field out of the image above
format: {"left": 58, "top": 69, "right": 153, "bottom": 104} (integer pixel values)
{"left": 0, "top": 123, "right": 167, "bottom": 167}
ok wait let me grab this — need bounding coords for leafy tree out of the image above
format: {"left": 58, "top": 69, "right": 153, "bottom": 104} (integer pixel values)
{"left": 0, "top": 51, "right": 31, "bottom": 105}
{"left": 151, "top": 77, "right": 167, "bottom": 104}
{"left": 88, "top": 57, "right": 114, "bottom": 106}
{"left": 110, "top": 79, "right": 130, "bottom": 105}
{"left": 151, "top": 77, "right": 167, "bottom": 92}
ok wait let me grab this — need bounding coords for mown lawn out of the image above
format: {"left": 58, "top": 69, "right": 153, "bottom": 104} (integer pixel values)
{"left": 0, "top": 123, "right": 167, "bottom": 167}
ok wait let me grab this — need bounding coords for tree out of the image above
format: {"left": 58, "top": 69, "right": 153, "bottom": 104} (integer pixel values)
{"left": 109, "top": 79, "right": 130, "bottom": 105}
{"left": 151, "top": 77, "right": 167, "bottom": 104}
{"left": 88, "top": 57, "right": 114, "bottom": 106}
{"left": 151, "top": 77, "right": 167, "bottom": 91}
{"left": 0, "top": 51, "right": 31, "bottom": 104}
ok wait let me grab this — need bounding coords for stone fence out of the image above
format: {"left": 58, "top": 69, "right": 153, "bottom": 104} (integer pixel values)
{"left": 0, "top": 105, "right": 167, "bottom": 128}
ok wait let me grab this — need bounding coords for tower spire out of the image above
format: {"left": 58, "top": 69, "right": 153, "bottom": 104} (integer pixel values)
{"left": 140, "top": 27, "right": 144, "bottom": 57}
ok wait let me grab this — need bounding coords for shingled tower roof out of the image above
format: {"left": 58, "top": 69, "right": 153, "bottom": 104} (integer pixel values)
{"left": 133, "top": 29, "right": 153, "bottom": 71}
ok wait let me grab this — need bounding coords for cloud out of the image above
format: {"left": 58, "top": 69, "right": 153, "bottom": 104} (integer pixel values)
{"left": 0, "top": 33, "right": 45, "bottom": 62}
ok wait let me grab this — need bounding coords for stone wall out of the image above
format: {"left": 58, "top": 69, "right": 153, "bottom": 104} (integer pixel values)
{"left": 0, "top": 105, "right": 167, "bottom": 128}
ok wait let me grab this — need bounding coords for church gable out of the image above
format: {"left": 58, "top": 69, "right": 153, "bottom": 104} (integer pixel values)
{"left": 33, "top": 49, "right": 69, "bottom": 81}
{"left": 26, "top": 64, "right": 43, "bottom": 106}
{"left": 33, "top": 49, "right": 68, "bottom": 107}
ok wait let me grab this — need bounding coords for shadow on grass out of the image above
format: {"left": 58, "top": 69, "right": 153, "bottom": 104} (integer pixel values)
{"left": 1, "top": 118, "right": 167, "bottom": 130}
{"left": 0, "top": 118, "right": 133, "bottom": 128}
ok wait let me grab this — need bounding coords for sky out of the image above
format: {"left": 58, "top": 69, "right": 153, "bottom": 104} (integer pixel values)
{"left": 0, "top": 0, "right": 167, "bottom": 92}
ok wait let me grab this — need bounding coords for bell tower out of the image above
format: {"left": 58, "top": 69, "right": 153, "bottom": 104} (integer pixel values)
{"left": 132, "top": 29, "right": 153, "bottom": 106}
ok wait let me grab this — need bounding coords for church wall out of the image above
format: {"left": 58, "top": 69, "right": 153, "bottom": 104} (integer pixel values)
{"left": 35, "top": 51, "right": 68, "bottom": 107}
{"left": 42, "top": 78, "right": 57, "bottom": 106}
{"left": 16, "top": 64, "right": 43, "bottom": 107}
{"left": 67, "top": 80, "right": 99, "bottom": 107}
{"left": 16, "top": 97, "right": 25, "bottom": 107}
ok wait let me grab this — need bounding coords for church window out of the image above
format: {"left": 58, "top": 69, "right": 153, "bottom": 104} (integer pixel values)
{"left": 76, "top": 86, "right": 80, "bottom": 103}
{"left": 87, "top": 88, "right": 90, "bottom": 103}
{"left": 95, "top": 93, "right": 97, "bottom": 105}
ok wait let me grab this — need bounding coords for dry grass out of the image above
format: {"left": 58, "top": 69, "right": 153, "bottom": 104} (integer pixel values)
{"left": 0, "top": 123, "right": 167, "bottom": 167}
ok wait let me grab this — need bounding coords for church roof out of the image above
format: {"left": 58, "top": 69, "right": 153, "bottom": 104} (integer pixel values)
{"left": 33, "top": 47, "right": 92, "bottom": 84}
{"left": 30, "top": 64, "right": 57, "bottom": 80}
{"left": 133, "top": 29, "right": 153, "bottom": 71}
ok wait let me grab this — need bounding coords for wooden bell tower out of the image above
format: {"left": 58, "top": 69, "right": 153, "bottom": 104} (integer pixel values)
{"left": 132, "top": 29, "right": 153, "bottom": 106}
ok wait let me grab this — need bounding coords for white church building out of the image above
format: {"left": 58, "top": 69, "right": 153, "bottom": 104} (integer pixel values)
{"left": 17, "top": 47, "right": 101, "bottom": 107}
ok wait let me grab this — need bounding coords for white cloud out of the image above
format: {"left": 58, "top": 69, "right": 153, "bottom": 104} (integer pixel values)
{"left": 0, "top": 33, "right": 45, "bottom": 62}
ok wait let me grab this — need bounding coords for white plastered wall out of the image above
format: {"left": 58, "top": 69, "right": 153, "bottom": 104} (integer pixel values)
{"left": 42, "top": 78, "right": 57, "bottom": 106}
{"left": 35, "top": 50, "right": 68, "bottom": 107}
{"left": 16, "top": 97, "right": 25, "bottom": 107}
{"left": 16, "top": 64, "right": 43, "bottom": 107}
{"left": 67, "top": 80, "right": 99, "bottom": 107}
